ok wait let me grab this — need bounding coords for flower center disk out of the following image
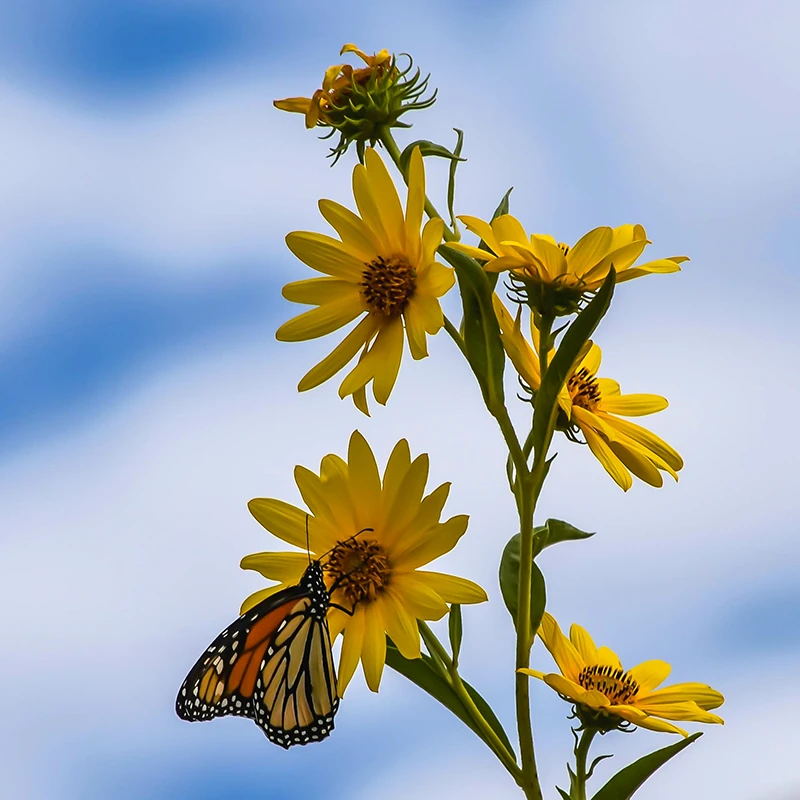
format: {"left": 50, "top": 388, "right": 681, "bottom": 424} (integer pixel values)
{"left": 360, "top": 255, "right": 417, "bottom": 317}
{"left": 325, "top": 538, "right": 391, "bottom": 605}
{"left": 578, "top": 664, "right": 639, "bottom": 705}
{"left": 568, "top": 367, "right": 601, "bottom": 411}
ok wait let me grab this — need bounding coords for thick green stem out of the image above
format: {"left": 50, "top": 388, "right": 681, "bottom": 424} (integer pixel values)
{"left": 378, "top": 127, "right": 457, "bottom": 242}
{"left": 573, "top": 728, "right": 598, "bottom": 800}
{"left": 418, "top": 622, "right": 522, "bottom": 783}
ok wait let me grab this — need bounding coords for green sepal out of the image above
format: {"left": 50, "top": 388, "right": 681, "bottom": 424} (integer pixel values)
{"left": 398, "top": 139, "right": 466, "bottom": 175}
{"left": 448, "top": 603, "right": 463, "bottom": 667}
{"left": 530, "top": 269, "right": 616, "bottom": 461}
{"left": 590, "top": 733, "right": 702, "bottom": 800}
{"left": 439, "top": 245, "right": 506, "bottom": 407}
{"left": 532, "top": 518, "right": 594, "bottom": 558}
{"left": 498, "top": 533, "right": 546, "bottom": 641}
{"left": 385, "top": 639, "right": 516, "bottom": 756}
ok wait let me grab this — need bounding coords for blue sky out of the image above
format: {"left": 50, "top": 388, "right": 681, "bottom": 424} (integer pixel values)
{"left": 1, "top": 1, "right": 799, "bottom": 798}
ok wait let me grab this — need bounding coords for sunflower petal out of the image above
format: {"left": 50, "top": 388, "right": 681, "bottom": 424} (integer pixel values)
{"left": 389, "top": 573, "right": 449, "bottom": 620}
{"left": 239, "top": 551, "right": 309, "bottom": 582}
{"left": 364, "top": 148, "right": 405, "bottom": 251}
{"left": 285, "top": 231, "right": 367, "bottom": 278}
{"left": 247, "top": 498, "right": 308, "bottom": 548}
{"left": 282, "top": 277, "right": 357, "bottom": 305}
{"left": 580, "top": 424, "right": 633, "bottom": 491}
{"left": 637, "top": 683, "right": 725, "bottom": 711}
{"left": 361, "top": 602, "right": 387, "bottom": 692}
{"left": 276, "top": 295, "right": 364, "bottom": 341}
{"left": 240, "top": 584, "right": 287, "bottom": 614}
{"left": 382, "top": 587, "right": 421, "bottom": 659}
{"left": 413, "top": 570, "right": 487, "bottom": 604}
{"left": 569, "top": 624, "right": 599, "bottom": 664}
{"left": 601, "top": 394, "right": 668, "bottom": 416}
{"left": 627, "top": 660, "right": 671, "bottom": 694}
{"left": 538, "top": 613, "right": 585, "bottom": 682}
{"left": 318, "top": 199, "right": 380, "bottom": 259}
{"left": 337, "top": 605, "right": 365, "bottom": 695}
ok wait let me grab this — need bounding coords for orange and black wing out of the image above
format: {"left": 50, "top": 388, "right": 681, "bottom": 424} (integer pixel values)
{"left": 251, "top": 595, "right": 339, "bottom": 748}
{"left": 176, "top": 583, "right": 307, "bottom": 723}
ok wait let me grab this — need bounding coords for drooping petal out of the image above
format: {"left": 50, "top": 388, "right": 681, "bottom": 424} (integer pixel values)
{"left": 420, "top": 217, "right": 445, "bottom": 266}
{"left": 337, "top": 605, "right": 365, "bottom": 695}
{"left": 382, "top": 586, "right": 422, "bottom": 659}
{"left": 608, "top": 440, "right": 664, "bottom": 487}
{"left": 602, "top": 415, "right": 684, "bottom": 471}
{"left": 538, "top": 613, "right": 585, "bottom": 682}
{"left": 414, "top": 570, "right": 487, "bottom": 604}
{"left": 403, "top": 299, "right": 429, "bottom": 360}
{"left": 361, "top": 602, "right": 387, "bottom": 692}
{"left": 337, "top": 320, "right": 398, "bottom": 399}
{"left": 274, "top": 96, "right": 313, "bottom": 114}
{"left": 601, "top": 394, "right": 669, "bottom": 416}
{"left": 413, "top": 293, "right": 445, "bottom": 334}
{"left": 579, "top": 424, "right": 633, "bottom": 491}
{"left": 372, "top": 318, "right": 405, "bottom": 404}
{"left": 297, "top": 315, "right": 379, "bottom": 392}
{"left": 610, "top": 704, "right": 688, "bottom": 736}
{"left": 276, "top": 295, "right": 365, "bottom": 341}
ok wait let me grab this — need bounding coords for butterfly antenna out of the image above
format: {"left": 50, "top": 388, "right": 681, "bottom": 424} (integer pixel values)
{"left": 318, "top": 526, "right": 374, "bottom": 563}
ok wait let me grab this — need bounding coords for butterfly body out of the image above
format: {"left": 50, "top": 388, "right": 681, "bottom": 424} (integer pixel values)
{"left": 176, "top": 561, "right": 339, "bottom": 748}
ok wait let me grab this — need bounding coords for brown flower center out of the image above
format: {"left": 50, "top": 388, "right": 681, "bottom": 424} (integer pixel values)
{"left": 360, "top": 255, "right": 417, "bottom": 317}
{"left": 568, "top": 367, "right": 601, "bottom": 411}
{"left": 325, "top": 538, "right": 390, "bottom": 605}
{"left": 578, "top": 664, "right": 639, "bottom": 705}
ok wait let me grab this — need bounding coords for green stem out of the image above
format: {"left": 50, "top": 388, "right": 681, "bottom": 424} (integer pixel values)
{"left": 538, "top": 314, "right": 554, "bottom": 381}
{"left": 442, "top": 314, "right": 468, "bottom": 358}
{"left": 573, "top": 728, "right": 598, "bottom": 800}
{"left": 378, "top": 127, "right": 457, "bottom": 242}
{"left": 418, "top": 622, "right": 523, "bottom": 783}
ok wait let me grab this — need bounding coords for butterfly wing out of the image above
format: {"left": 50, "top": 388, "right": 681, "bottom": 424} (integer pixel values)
{"left": 176, "top": 584, "right": 307, "bottom": 722}
{"left": 252, "top": 595, "right": 340, "bottom": 748}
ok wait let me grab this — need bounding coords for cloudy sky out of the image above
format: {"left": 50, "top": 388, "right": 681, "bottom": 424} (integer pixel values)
{"left": 1, "top": 1, "right": 798, "bottom": 798}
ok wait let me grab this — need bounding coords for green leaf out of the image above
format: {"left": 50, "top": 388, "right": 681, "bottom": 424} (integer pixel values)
{"left": 498, "top": 533, "right": 546, "bottom": 639}
{"left": 385, "top": 640, "right": 515, "bottom": 757}
{"left": 532, "top": 518, "right": 594, "bottom": 557}
{"left": 530, "top": 269, "right": 616, "bottom": 461}
{"left": 556, "top": 788, "right": 572, "bottom": 800}
{"left": 490, "top": 187, "right": 513, "bottom": 221}
{"left": 448, "top": 604, "right": 463, "bottom": 666}
{"left": 398, "top": 139, "right": 466, "bottom": 175}
{"left": 447, "top": 129, "right": 465, "bottom": 234}
{"left": 439, "top": 245, "right": 506, "bottom": 407}
{"left": 590, "top": 733, "right": 702, "bottom": 800}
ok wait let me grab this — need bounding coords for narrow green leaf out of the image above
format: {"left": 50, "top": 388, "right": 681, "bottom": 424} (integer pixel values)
{"left": 591, "top": 733, "right": 702, "bottom": 800}
{"left": 556, "top": 787, "right": 572, "bottom": 800}
{"left": 385, "top": 640, "right": 515, "bottom": 756}
{"left": 531, "top": 269, "right": 616, "bottom": 461}
{"left": 448, "top": 604, "right": 463, "bottom": 666}
{"left": 498, "top": 533, "right": 546, "bottom": 637}
{"left": 398, "top": 139, "right": 466, "bottom": 175}
{"left": 490, "top": 187, "right": 513, "bottom": 221}
{"left": 532, "top": 518, "right": 595, "bottom": 557}
{"left": 447, "top": 129, "right": 465, "bottom": 234}
{"left": 439, "top": 245, "right": 505, "bottom": 407}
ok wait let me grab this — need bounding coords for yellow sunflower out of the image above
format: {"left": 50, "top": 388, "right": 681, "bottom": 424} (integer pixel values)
{"left": 274, "top": 44, "right": 393, "bottom": 129}
{"left": 241, "top": 431, "right": 487, "bottom": 693}
{"left": 494, "top": 296, "right": 683, "bottom": 490}
{"left": 520, "top": 613, "right": 724, "bottom": 736}
{"left": 451, "top": 216, "right": 687, "bottom": 314}
{"left": 276, "top": 146, "right": 454, "bottom": 414}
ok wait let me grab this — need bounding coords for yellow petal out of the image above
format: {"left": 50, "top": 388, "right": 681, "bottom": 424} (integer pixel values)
{"left": 492, "top": 214, "right": 529, "bottom": 247}
{"left": 240, "top": 584, "right": 287, "bottom": 615}
{"left": 337, "top": 605, "right": 365, "bottom": 695}
{"left": 518, "top": 667, "right": 547, "bottom": 680}
{"left": 595, "top": 646, "right": 623, "bottom": 670}
{"left": 383, "top": 453, "right": 430, "bottom": 544}
{"left": 420, "top": 217, "right": 445, "bottom": 265}
{"left": 297, "top": 315, "right": 379, "bottom": 392}
{"left": 457, "top": 215, "right": 503, "bottom": 255}
{"left": 352, "top": 162, "right": 389, "bottom": 252}
{"left": 596, "top": 377, "right": 621, "bottom": 396}
{"left": 601, "top": 394, "right": 668, "bottom": 416}
{"left": 580, "top": 423, "right": 633, "bottom": 491}
{"left": 608, "top": 440, "right": 665, "bottom": 487}
{"left": 632, "top": 700, "right": 723, "bottom": 725}
{"left": 337, "top": 319, "right": 397, "bottom": 399}
{"left": 371, "top": 318, "right": 404, "bottom": 404}
{"left": 637, "top": 683, "right": 725, "bottom": 711}
{"left": 404, "top": 147, "right": 424, "bottom": 265}
{"left": 447, "top": 242, "right": 495, "bottom": 262}
{"left": 364, "top": 148, "right": 406, "bottom": 252}
{"left": 381, "top": 439, "right": 412, "bottom": 511}
{"left": 569, "top": 624, "right": 599, "bottom": 664}
{"left": 542, "top": 673, "right": 592, "bottom": 705}
{"left": 581, "top": 240, "right": 648, "bottom": 284}
{"left": 416, "top": 261, "right": 455, "bottom": 298}
{"left": 239, "top": 551, "right": 309, "bottom": 582}
{"left": 247, "top": 498, "right": 308, "bottom": 548}
{"left": 403, "top": 300, "right": 429, "bottom": 360}
{"left": 361, "top": 602, "right": 387, "bottom": 692}
{"left": 389, "top": 573, "right": 449, "bottom": 620}
{"left": 610, "top": 704, "right": 688, "bottom": 736}
{"left": 538, "top": 613, "right": 585, "bottom": 682}
{"left": 579, "top": 342, "right": 602, "bottom": 376}
{"left": 567, "top": 227, "right": 614, "bottom": 275}
{"left": 276, "top": 295, "right": 364, "bottom": 342}
{"left": 293, "top": 466, "right": 340, "bottom": 546}
{"left": 273, "top": 97, "right": 312, "bottom": 114}
{"left": 318, "top": 199, "right": 381, "bottom": 260}
{"left": 413, "top": 570, "right": 487, "bottom": 604}
{"left": 347, "top": 430, "right": 382, "bottom": 526}
{"left": 382, "top": 586, "right": 422, "bottom": 659}
{"left": 602, "top": 415, "right": 684, "bottom": 471}
{"left": 391, "top": 514, "right": 468, "bottom": 570}
{"left": 282, "top": 277, "right": 358, "bottom": 305}
{"left": 527, "top": 235, "right": 568, "bottom": 278}
{"left": 352, "top": 385, "right": 370, "bottom": 416}
{"left": 627, "top": 660, "right": 671, "bottom": 693}
{"left": 285, "top": 231, "right": 366, "bottom": 278}
{"left": 413, "top": 294, "right": 444, "bottom": 335}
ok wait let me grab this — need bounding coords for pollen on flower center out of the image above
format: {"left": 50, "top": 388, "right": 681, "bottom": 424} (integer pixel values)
{"left": 579, "top": 664, "right": 639, "bottom": 705}
{"left": 325, "top": 538, "right": 391, "bottom": 605}
{"left": 568, "top": 367, "right": 601, "bottom": 411}
{"left": 360, "top": 255, "right": 417, "bottom": 317}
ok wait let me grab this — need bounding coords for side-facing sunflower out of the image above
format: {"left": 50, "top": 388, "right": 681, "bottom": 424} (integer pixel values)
{"left": 451, "top": 215, "right": 687, "bottom": 315}
{"left": 276, "top": 147, "right": 454, "bottom": 415}
{"left": 494, "top": 296, "right": 683, "bottom": 490}
{"left": 241, "top": 431, "right": 487, "bottom": 693}
{"left": 520, "top": 613, "right": 724, "bottom": 736}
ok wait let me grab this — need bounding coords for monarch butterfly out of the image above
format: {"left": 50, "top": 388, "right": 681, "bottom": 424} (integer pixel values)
{"left": 175, "top": 559, "right": 339, "bottom": 748}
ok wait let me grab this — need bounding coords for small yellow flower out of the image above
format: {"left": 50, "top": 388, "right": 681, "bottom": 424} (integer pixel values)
{"left": 451, "top": 215, "right": 687, "bottom": 315}
{"left": 276, "top": 147, "right": 454, "bottom": 414}
{"left": 494, "top": 297, "right": 683, "bottom": 490}
{"left": 520, "top": 613, "right": 724, "bottom": 736}
{"left": 274, "top": 44, "right": 394, "bottom": 129}
{"left": 241, "top": 431, "right": 487, "bottom": 693}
